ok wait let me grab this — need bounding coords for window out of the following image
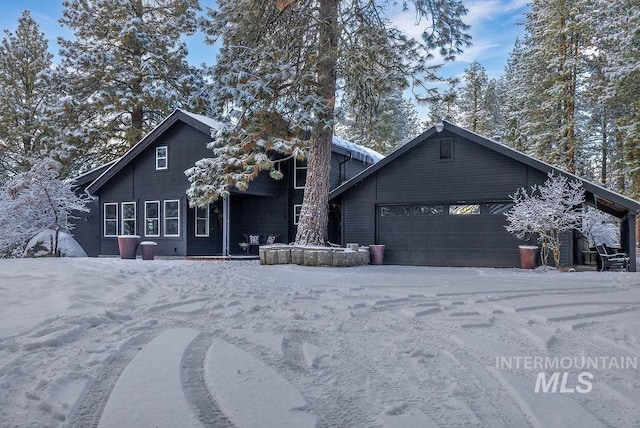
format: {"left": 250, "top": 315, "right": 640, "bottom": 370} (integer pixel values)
{"left": 449, "top": 204, "right": 481, "bottom": 215}
{"left": 104, "top": 203, "right": 118, "bottom": 237}
{"left": 439, "top": 139, "right": 453, "bottom": 160}
{"left": 164, "top": 200, "right": 180, "bottom": 237}
{"left": 145, "top": 201, "right": 160, "bottom": 237}
{"left": 487, "top": 203, "right": 514, "bottom": 215}
{"left": 293, "top": 204, "right": 302, "bottom": 225}
{"left": 195, "top": 206, "right": 209, "bottom": 237}
{"left": 121, "top": 202, "right": 137, "bottom": 235}
{"left": 156, "top": 146, "right": 168, "bottom": 170}
{"left": 294, "top": 159, "right": 307, "bottom": 189}
{"left": 414, "top": 205, "right": 444, "bottom": 216}
{"left": 380, "top": 205, "right": 410, "bottom": 216}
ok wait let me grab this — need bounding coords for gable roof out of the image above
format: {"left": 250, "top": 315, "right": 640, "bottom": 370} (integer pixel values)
{"left": 70, "top": 160, "right": 117, "bottom": 189}
{"left": 85, "top": 109, "right": 383, "bottom": 196}
{"left": 330, "top": 120, "right": 640, "bottom": 218}
{"left": 86, "top": 109, "right": 221, "bottom": 195}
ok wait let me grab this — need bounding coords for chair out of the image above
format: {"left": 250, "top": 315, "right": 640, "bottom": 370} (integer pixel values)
{"left": 595, "top": 244, "right": 630, "bottom": 272}
{"left": 265, "top": 235, "right": 277, "bottom": 245}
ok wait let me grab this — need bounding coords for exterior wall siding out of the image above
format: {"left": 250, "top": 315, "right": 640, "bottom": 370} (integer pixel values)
{"left": 97, "top": 122, "right": 212, "bottom": 256}
{"left": 340, "top": 133, "right": 574, "bottom": 267}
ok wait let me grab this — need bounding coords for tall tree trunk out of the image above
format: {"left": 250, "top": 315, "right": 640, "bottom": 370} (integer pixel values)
{"left": 131, "top": 104, "right": 144, "bottom": 146}
{"left": 294, "top": 0, "right": 338, "bottom": 246}
{"left": 601, "top": 114, "right": 607, "bottom": 184}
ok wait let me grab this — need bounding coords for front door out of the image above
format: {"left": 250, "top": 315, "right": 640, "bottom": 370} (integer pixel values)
{"left": 187, "top": 201, "right": 224, "bottom": 256}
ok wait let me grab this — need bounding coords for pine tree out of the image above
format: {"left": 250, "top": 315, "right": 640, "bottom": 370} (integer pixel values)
{"left": 426, "top": 85, "right": 461, "bottom": 125}
{"left": 335, "top": 89, "right": 421, "bottom": 154}
{"left": 598, "top": 0, "right": 640, "bottom": 199}
{"left": 58, "top": 0, "right": 206, "bottom": 166}
{"left": 511, "top": 0, "right": 592, "bottom": 173}
{"left": 502, "top": 38, "right": 529, "bottom": 151}
{"left": 457, "top": 61, "right": 491, "bottom": 134}
{"left": 190, "top": 0, "right": 470, "bottom": 246}
{"left": 0, "top": 11, "right": 60, "bottom": 182}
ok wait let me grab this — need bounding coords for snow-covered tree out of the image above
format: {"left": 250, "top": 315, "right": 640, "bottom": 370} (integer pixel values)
{"left": 426, "top": 85, "right": 460, "bottom": 126}
{"left": 505, "top": 172, "right": 585, "bottom": 269}
{"left": 502, "top": 38, "right": 529, "bottom": 151}
{"left": 189, "top": 0, "right": 471, "bottom": 246}
{"left": 457, "top": 61, "right": 491, "bottom": 134}
{"left": 0, "top": 11, "right": 61, "bottom": 182}
{"left": 580, "top": 206, "right": 620, "bottom": 248}
{"left": 335, "top": 89, "right": 421, "bottom": 154}
{"left": 58, "top": 0, "right": 207, "bottom": 166}
{"left": 506, "top": 0, "right": 595, "bottom": 173}
{"left": 596, "top": 0, "right": 640, "bottom": 199}
{"left": 0, "top": 158, "right": 89, "bottom": 257}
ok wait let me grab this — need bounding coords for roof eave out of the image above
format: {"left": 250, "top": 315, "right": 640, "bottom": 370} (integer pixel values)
{"left": 85, "top": 109, "right": 216, "bottom": 195}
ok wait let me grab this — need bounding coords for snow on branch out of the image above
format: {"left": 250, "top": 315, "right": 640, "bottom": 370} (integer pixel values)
{"left": 505, "top": 172, "right": 585, "bottom": 269}
{"left": 0, "top": 158, "right": 89, "bottom": 257}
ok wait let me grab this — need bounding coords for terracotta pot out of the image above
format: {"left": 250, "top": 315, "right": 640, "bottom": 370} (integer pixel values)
{"left": 140, "top": 241, "right": 157, "bottom": 260}
{"left": 369, "top": 244, "right": 385, "bottom": 265}
{"left": 518, "top": 245, "right": 538, "bottom": 269}
{"left": 118, "top": 235, "right": 140, "bottom": 259}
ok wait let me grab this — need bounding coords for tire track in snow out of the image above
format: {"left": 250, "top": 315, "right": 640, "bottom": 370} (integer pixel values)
{"left": 181, "top": 332, "right": 235, "bottom": 427}
{"left": 65, "top": 331, "right": 158, "bottom": 428}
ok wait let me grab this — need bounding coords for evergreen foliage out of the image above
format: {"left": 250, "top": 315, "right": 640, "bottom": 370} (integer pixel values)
{"left": 189, "top": 0, "right": 471, "bottom": 245}
{"left": 335, "top": 89, "right": 421, "bottom": 154}
{"left": 58, "top": 0, "right": 207, "bottom": 167}
{"left": 0, "top": 11, "right": 62, "bottom": 182}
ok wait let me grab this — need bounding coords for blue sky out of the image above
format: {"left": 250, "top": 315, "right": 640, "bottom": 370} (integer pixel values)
{"left": 0, "top": 0, "right": 527, "bottom": 82}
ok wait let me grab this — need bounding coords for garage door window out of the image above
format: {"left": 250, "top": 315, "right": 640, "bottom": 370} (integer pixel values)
{"left": 449, "top": 204, "right": 481, "bottom": 215}
{"left": 380, "top": 206, "right": 410, "bottom": 216}
{"left": 487, "top": 203, "right": 513, "bottom": 215}
{"left": 414, "top": 205, "right": 444, "bottom": 216}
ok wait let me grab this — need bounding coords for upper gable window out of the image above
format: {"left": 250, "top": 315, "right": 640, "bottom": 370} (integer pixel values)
{"left": 156, "top": 146, "right": 168, "bottom": 170}
{"left": 294, "top": 159, "right": 307, "bottom": 189}
{"left": 439, "top": 139, "right": 453, "bottom": 160}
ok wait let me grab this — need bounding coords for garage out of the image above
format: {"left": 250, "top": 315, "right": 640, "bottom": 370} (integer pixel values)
{"left": 332, "top": 120, "right": 639, "bottom": 270}
{"left": 377, "top": 202, "right": 521, "bottom": 267}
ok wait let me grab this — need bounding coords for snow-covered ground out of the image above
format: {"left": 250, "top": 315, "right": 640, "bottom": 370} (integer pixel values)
{"left": 1, "top": 258, "right": 639, "bottom": 427}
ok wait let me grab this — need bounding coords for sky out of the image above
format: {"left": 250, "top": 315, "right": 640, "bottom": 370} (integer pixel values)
{"left": 0, "top": 0, "right": 528, "bottom": 98}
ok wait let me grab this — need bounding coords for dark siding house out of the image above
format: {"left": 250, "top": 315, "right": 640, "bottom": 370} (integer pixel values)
{"left": 330, "top": 120, "right": 640, "bottom": 270}
{"left": 74, "top": 109, "right": 381, "bottom": 258}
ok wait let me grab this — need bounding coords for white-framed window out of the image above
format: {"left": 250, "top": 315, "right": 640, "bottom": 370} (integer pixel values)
{"left": 121, "top": 202, "right": 137, "bottom": 235}
{"left": 164, "top": 200, "right": 180, "bottom": 237}
{"left": 195, "top": 206, "right": 209, "bottom": 237}
{"left": 156, "top": 146, "right": 168, "bottom": 170}
{"left": 144, "top": 201, "right": 160, "bottom": 237}
{"left": 294, "top": 158, "right": 307, "bottom": 189}
{"left": 104, "top": 203, "right": 118, "bottom": 237}
{"left": 293, "top": 204, "right": 302, "bottom": 225}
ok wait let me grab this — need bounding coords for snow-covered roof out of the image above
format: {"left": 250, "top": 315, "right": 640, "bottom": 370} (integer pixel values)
{"left": 85, "top": 110, "right": 382, "bottom": 195}
{"left": 332, "top": 136, "right": 384, "bottom": 164}
{"left": 178, "top": 109, "right": 223, "bottom": 131}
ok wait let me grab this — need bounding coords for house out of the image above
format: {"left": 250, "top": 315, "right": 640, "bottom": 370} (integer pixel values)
{"left": 330, "top": 120, "right": 640, "bottom": 270}
{"left": 72, "top": 109, "right": 382, "bottom": 257}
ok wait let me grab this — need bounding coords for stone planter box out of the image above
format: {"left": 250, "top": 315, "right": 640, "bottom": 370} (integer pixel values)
{"left": 259, "top": 245, "right": 370, "bottom": 267}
